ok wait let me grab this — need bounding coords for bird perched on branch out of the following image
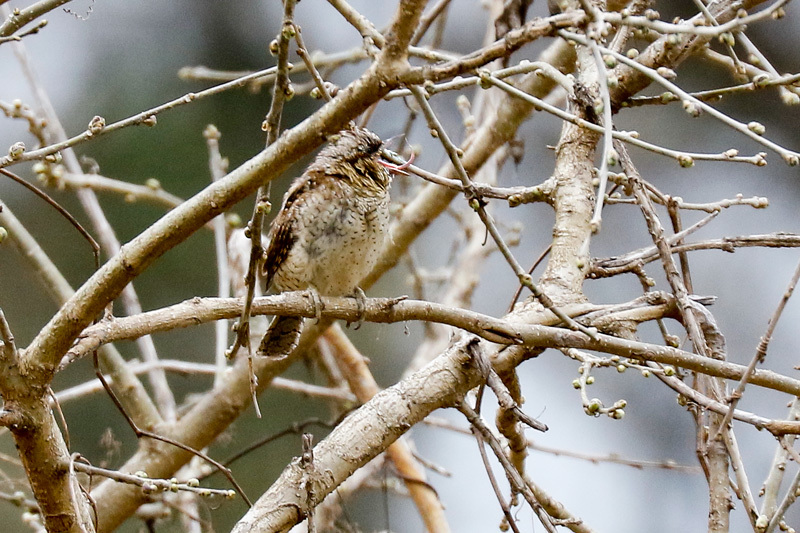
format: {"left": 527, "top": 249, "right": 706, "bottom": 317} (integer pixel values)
{"left": 258, "top": 127, "right": 396, "bottom": 355}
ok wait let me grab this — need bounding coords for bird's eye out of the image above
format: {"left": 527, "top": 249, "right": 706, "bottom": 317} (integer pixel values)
{"left": 357, "top": 142, "right": 380, "bottom": 156}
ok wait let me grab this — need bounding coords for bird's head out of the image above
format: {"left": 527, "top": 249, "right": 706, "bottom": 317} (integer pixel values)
{"left": 312, "top": 128, "right": 392, "bottom": 192}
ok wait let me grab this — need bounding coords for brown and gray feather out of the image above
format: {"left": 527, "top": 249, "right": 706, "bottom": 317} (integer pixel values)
{"left": 262, "top": 127, "right": 392, "bottom": 298}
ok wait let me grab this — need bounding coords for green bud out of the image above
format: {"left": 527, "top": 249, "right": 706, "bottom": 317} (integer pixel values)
{"left": 8, "top": 141, "right": 25, "bottom": 159}
{"left": 781, "top": 91, "right": 800, "bottom": 106}
{"left": 88, "top": 115, "right": 106, "bottom": 134}
{"left": 748, "top": 121, "right": 766, "bottom": 135}
{"left": 477, "top": 70, "right": 493, "bottom": 89}
{"left": 784, "top": 154, "right": 800, "bottom": 167}
{"left": 586, "top": 398, "right": 602, "bottom": 414}
{"left": 226, "top": 213, "right": 243, "bottom": 228}
{"left": 282, "top": 23, "right": 296, "bottom": 39}
{"left": 718, "top": 32, "right": 735, "bottom": 47}
{"left": 753, "top": 74, "right": 771, "bottom": 88}
{"left": 644, "top": 9, "right": 660, "bottom": 20}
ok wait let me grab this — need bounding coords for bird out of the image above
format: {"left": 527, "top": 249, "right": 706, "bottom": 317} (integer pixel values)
{"left": 258, "top": 127, "right": 394, "bottom": 355}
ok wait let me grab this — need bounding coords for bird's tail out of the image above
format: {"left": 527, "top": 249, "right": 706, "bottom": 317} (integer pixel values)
{"left": 257, "top": 315, "right": 304, "bottom": 358}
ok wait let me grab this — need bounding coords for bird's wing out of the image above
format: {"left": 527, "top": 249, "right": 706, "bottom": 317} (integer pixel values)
{"left": 261, "top": 175, "right": 315, "bottom": 289}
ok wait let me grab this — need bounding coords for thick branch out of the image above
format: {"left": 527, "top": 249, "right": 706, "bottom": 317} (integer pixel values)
{"left": 231, "top": 337, "right": 480, "bottom": 533}
{"left": 66, "top": 293, "right": 800, "bottom": 408}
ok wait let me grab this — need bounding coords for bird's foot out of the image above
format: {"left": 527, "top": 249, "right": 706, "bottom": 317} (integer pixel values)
{"left": 347, "top": 287, "right": 368, "bottom": 330}
{"left": 306, "top": 287, "right": 323, "bottom": 323}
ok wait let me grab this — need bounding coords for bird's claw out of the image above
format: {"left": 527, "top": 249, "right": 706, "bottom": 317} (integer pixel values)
{"left": 306, "top": 287, "right": 323, "bottom": 323}
{"left": 347, "top": 287, "right": 368, "bottom": 330}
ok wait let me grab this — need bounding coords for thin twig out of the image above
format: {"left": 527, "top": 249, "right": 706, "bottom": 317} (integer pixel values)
{"left": 294, "top": 26, "right": 332, "bottom": 102}
{"left": 470, "top": 417, "right": 523, "bottom": 533}
{"left": 0, "top": 307, "right": 17, "bottom": 359}
{"left": 410, "top": 0, "right": 453, "bottom": 46}
{"left": 220, "top": 417, "right": 344, "bottom": 471}
{"left": 507, "top": 244, "right": 552, "bottom": 313}
{"left": 52, "top": 170, "right": 185, "bottom": 209}
{"left": 712, "top": 258, "right": 800, "bottom": 440}
{"left": 479, "top": 70, "right": 767, "bottom": 166}
{"left": 0, "top": 0, "right": 72, "bottom": 37}
{"left": 386, "top": 60, "right": 573, "bottom": 100}
{"left": 761, "top": 398, "right": 800, "bottom": 517}
{"left": 617, "top": 140, "right": 708, "bottom": 357}
{"left": 423, "top": 416, "right": 701, "bottom": 472}
{"left": 381, "top": 152, "right": 554, "bottom": 202}
{"left": 204, "top": 125, "right": 231, "bottom": 386}
{"left": 764, "top": 438, "right": 800, "bottom": 533}
{"left": 0, "top": 18, "right": 47, "bottom": 43}
{"left": 587, "top": 39, "right": 614, "bottom": 233}
{"left": 562, "top": 30, "right": 800, "bottom": 166}
{"left": 2, "top": 64, "right": 281, "bottom": 167}
{"left": 55, "top": 361, "right": 356, "bottom": 404}
{"left": 458, "top": 402, "right": 567, "bottom": 533}
{"left": 229, "top": 0, "right": 298, "bottom": 420}
{"left": 721, "top": 428, "right": 760, "bottom": 530}
{"left": 591, "top": 232, "right": 800, "bottom": 278}
{"left": 0, "top": 168, "right": 99, "bottom": 267}
{"left": 601, "top": 0, "right": 791, "bottom": 37}
{"left": 72, "top": 458, "right": 233, "bottom": 498}
{"left": 91, "top": 351, "right": 252, "bottom": 507}
{"left": 689, "top": 0, "right": 743, "bottom": 74}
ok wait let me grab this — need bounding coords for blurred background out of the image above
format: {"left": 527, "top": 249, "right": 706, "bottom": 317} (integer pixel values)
{"left": 1, "top": 0, "right": 799, "bottom": 531}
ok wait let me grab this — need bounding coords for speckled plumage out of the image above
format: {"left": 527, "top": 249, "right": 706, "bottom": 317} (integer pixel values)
{"left": 261, "top": 128, "right": 391, "bottom": 297}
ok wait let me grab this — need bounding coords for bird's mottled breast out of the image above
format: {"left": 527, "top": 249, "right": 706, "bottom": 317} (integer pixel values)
{"left": 261, "top": 127, "right": 392, "bottom": 296}
{"left": 266, "top": 172, "right": 390, "bottom": 295}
